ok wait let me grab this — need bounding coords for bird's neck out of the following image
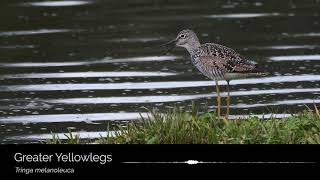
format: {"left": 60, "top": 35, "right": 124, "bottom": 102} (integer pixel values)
{"left": 184, "top": 41, "right": 201, "bottom": 54}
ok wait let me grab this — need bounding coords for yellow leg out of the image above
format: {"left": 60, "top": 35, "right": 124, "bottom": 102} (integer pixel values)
{"left": 215, "top": 80, "right": 221, "bottom": 124}
{"left": 226, "top": 80, "right": 230, "bottom": 121}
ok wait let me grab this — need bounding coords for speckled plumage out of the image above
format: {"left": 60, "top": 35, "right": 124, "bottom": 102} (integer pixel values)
{"left": 178, "top": 31, "right": 263, "bottom": 81}
{"left": 163, "top": 29, "right": 267, "bottom": 121}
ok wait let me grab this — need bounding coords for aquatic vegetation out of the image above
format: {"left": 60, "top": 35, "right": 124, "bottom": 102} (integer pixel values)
{"left": 47, "top": 105, "right": 320, "bottom": 144}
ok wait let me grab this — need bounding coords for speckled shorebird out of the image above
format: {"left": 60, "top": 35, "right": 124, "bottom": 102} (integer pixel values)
{"left": 162, "top": 29, "right": 266, "bottom": 121}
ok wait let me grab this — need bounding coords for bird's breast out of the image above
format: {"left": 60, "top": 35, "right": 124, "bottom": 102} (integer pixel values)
{"left": 190, "top": 56, "right": 224, "bottom": 80}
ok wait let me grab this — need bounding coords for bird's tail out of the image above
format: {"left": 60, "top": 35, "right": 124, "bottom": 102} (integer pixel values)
{"left": 253, "top": 64, "right": 269, "bottom": 76}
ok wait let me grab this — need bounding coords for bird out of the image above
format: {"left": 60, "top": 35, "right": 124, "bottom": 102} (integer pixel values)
{"left": 162, "top": 29, "right": 266, "bottom": 122}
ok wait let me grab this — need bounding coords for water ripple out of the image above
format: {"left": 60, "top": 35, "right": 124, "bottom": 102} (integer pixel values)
{"left": 205, "top": 13, "right": 281, "bottom": 19}
{"left": 0, "top": 71, "right": 177, "bottom": 79}
{"left": 0, "top": 29, "right": 72, "bottom": 37}
{"left": 269, "top": 54, "right": 320, "bottom": 61}
{"left": 0, "top": 112, "right": 294, "bottom": 125}
{"left": 0, "top": 113, "right": 149, "bottom": 124}
{"left": 1, "top": 75, "right": 319, "bottom": 92}
{"left": 252, "top": 45, "right": 319, "bottom": 50}
{"left": 230, "top": 99, "right": 320, "bottom": 109}
{"left": 44, "top": 88, "right": 320, "bottom": 104}
{"left": 107, "top": 37, "right": 163, "bottom": 43}
{"left": 22, "top": 1, "right": 92, "bottom": 7}
{"left": 0, "top": 45, "right": 35, "bottom": 49}
{"left": 0, "top": 56, "right": 179, "bottom": 68}
{"left": 292, "top": 33, "right": 320, "bottom": 37}
{"left": 8, "top": 131, "right": 118, "bottom": 141}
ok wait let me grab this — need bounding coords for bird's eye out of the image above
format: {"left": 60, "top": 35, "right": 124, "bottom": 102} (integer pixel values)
{"left": 180, "top": 34, "right": 186, "bottom": 38}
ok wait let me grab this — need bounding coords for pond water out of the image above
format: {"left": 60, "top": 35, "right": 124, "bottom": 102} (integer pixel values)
{"left": 0, "top": 0, "right": 319, "bottom": 143}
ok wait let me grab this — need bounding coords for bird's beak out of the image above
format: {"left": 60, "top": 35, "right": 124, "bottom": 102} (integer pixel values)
{"left": 160, "top": 39, "right": 177, "bottom": 55}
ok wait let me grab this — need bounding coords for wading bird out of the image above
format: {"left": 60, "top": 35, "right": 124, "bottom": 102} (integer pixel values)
{"left": 162, "top": 29, "right": 266, "bottom": 121}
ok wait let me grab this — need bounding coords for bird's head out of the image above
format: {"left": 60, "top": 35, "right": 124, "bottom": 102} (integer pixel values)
{"left": 161, "top": 29, "right": 200, "bottom": 54}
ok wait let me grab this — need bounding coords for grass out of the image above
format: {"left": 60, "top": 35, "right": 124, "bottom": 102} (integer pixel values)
{"left": 45, "top": 104, "right": 320, "bottom": 144}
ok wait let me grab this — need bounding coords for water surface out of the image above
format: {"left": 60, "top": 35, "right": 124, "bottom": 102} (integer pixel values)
{"left": 0, "top": 0, "right": 319, "bottom": 143}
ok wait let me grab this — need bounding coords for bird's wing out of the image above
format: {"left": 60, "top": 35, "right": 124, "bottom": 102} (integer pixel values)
{"left": 198, "top": 56, "right": 233, "bottom": 73}
{"left": 200, "top": 43, "right": 258, "bottom": 73}
{"left": 231, "top": 59, "right": 258, "bottom": 73}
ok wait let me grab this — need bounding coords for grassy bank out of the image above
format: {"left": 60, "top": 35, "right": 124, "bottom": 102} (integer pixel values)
{"left": 47, "top": 105, "right": 320, "bottom": 144}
